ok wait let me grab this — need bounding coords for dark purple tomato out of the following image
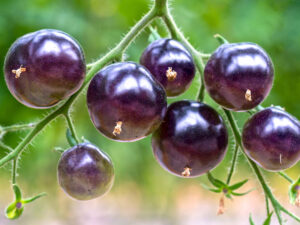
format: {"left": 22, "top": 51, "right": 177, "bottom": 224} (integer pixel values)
{"left": 242, "top": 107, "right": 300, "bottom": 171}
{"left": 152, "top": 100, "right": 228, "bottom": 178}
{"left": 4, "top": 29, "right": 86, "bottom": 108}
{"left": 140, "top": 38, "right": 195, "bottom": 97}
{"left": 57, "top": 143, "right": 114, "bottom": 200}
{"left": 204, "top": 43, "right": 274, "bottom": 111}
{"left": 87, "top": 62, "right": 167, "bottom": 142}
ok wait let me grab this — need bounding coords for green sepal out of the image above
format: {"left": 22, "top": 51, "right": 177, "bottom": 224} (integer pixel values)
{"left": 229, "top": 179, "right": 248, "bottom": 190}
{"left": 81, "top": 136, "right": 91, "bottom": 143}
{"left": 5, "top": 185, "right": 46, "bottom": 220}
{"left": 201, "top": 183, "right": 222, "bottom": 193}
{"left": 5, "top": 202, "right": 23, "bottom": 220}
{"left": 207, "top": 172, "right": 227, "bottom": 188}
{"left": 66, "top": 128, "right": 77, "bottom": 147}
{"left": 288, "top": 176, "right": 300, "bottom": 205}
{"left": 232, "top": 188, "right": 254, "bottom": 197}
{"left": 214, "top": 34, "right": 229, "bottom": 45}
{"left": 148, "top": 26, "right": 161, "bottom": 43}
{"left": 263, "top": 212, "right": 273, "bottom": 225}
{"left": 53, "top": 147, "right": 65, "bottom": 154}
{"left": 22, "top": 192, "right": 47, "bottom": 204}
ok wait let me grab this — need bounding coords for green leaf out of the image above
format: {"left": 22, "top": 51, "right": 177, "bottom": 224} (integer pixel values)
{"left": 148, "top": 26, "right": 161, "bottom": 43}
{"left": 22, "top": 192, "right": 46, "bottom": 204}
{"left": 201, "top": 183, "right": 222, "bottom": 193}
{"left": 207, "top": 172, "right": 227, "bottom": 188}
{"left": 13, "top": 184, "right": 22, "bottom": 201}
{"left": 66, "top": 128, "right": 77, "bottom": 147}
{"left": 288, "top": 176, "right": 300, "bottom": 205}
{"left": 5, "top": 202, "right": 23, "bottom": 220}
{"left": 263, "top": 212, "right": 273, "bottom": 225}
{"left": 229, "top": 179, "right": 248, "bottom": 190}
{"left": 249, "top": 214, "right": 256, "bottom": 225}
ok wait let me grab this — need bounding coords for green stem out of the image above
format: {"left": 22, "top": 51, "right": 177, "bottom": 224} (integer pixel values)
{"left": 0, "top": 6, "right": 157, "bottom": 168}
{"left": 265, "top": 195, "right": 270, "bottom": 216}
{"left": 12, "top": 158, "right": 17, "bottom": 185}
{"left": 226, "top": 144, "right": 239, "bottom": 185}
{"left": 161, "top": 10, "right": 205, "bottom": 102}
{"left": 277, "top": 171, "right": 293, "bottom": 184}
{"left": 64, "top": 113, "right": 80, "bottom": 144}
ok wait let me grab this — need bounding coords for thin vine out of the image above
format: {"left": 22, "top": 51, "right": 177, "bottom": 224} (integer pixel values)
{"left": 0, "top": 0, "right": 299, "bottom": 223}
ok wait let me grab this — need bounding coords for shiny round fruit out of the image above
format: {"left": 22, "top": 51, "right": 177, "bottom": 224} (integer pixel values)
{"left": 87, "top": 62, "right": 167, "bottom": 142}
{"left": 152, "top": 100, "right": 228, "bottom": 177}
{"left": 140, "top": 38, "right": 195, "bottom": 97}
{"left": 4, "top": 29, "right": 85, "bottom": 108}
{"left": 57, "top": 143, "right": 114, "bottom": 200}
{"left": 204, "top": 43, "right": 274, "bottom": 111}
{"left": 242, "top": 107, "right": 300, "bottom": 171}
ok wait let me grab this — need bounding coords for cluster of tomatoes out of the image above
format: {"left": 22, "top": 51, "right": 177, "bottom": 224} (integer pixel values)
{"left": 4, "top": 29, "right": 300, "bottom": 200}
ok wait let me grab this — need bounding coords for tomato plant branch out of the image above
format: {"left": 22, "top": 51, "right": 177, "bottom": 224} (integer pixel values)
{"left": 223, "top": 109, "right": 300, "bottom": 224}
{"left": 0, "top": 1, "right": 160, "bottom": 168}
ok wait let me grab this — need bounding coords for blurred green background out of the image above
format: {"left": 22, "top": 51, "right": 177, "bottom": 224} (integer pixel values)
{"left": 0, "top": 0, "right": 300, "bottom": 224}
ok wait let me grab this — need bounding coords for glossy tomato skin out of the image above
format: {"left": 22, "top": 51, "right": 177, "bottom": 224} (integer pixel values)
{"left": 242, "top": 107, "right": 300, "bottom": 171}
{"left": 4, "top": 29, "right": 85, "bottom": 108}
{"left": 152, "top": 100, "right": 228, "bottom": 178}
{"left": 140, "top": 38, "right": 195, "bottom": 97}
{"left": 204, "top": 43, "right": 274, "bottom": 111}
{"left": 57, "top": 143, "right": 114, "bottom": 200}
{"left": 87, "top": 62, "right": 167, "bottom": 142}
